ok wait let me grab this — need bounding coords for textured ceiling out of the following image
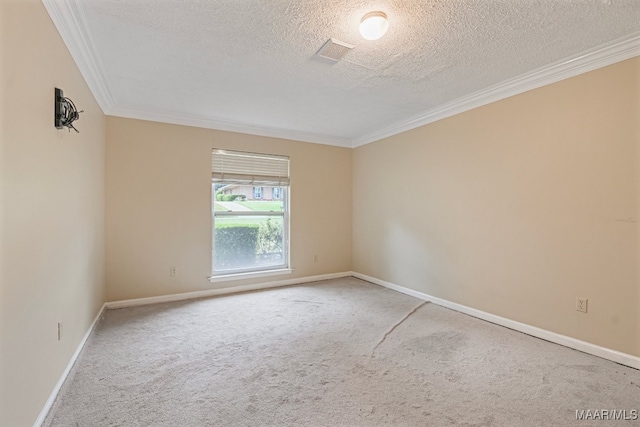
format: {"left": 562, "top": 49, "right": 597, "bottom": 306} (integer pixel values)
{"left": 45, "top": 0, "right": 640, "bottom": 147}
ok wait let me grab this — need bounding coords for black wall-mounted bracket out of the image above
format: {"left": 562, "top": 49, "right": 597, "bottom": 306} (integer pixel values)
{"left": 54, "top": 88, "right": 65, "bottom": 129}
{"left": 54, "top": 88, "right": 82, "bottom": 133}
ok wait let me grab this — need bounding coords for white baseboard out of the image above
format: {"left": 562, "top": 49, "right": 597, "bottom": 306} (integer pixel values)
{"left": 36, "top": 270, "right": 638, "bottom": 426}
{"left": 351, "top": 272, "right": 640, "bottom": 370}
{"left": 36, "top": 272, "right": 351, "bottom": 425}
{"left": 105, "top": 271, "right": 353, "bottom": 309}
{"left": 34, "top": 303, "right": 107, "bottom": 427}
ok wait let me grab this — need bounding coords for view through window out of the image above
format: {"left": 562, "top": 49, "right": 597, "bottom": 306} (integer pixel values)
{"left": 212, "top": 149, "right": 290, "bottom": 275}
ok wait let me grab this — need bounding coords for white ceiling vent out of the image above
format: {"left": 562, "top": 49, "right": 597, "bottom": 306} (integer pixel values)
{"left": 315, "top": 38, "right": 354, "bottom": 62}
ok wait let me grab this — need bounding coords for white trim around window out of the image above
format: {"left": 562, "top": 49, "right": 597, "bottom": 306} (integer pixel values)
{"left": 208, "top": 267, "right": 293, "bottom": 283}
{"left": 212, "top": 149, "right": 291, "bottom": 278}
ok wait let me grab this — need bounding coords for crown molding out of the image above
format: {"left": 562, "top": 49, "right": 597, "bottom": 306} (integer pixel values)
{"left": 43, "top": 0, "right": 351, "bottom": 147}
{"left": 109, "top": 105, "right": 353, "bottom": 148}
{"left": 352, "top": 32, "right": 640, "bottom": 148}
{"left": 43, "top": 0, "right": 115, "bottom": 112}
{"left": 43, "top": 0, "right": 638, "bottom": 149}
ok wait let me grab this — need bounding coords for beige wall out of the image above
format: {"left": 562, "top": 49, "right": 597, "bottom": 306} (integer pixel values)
{"left": 0, "top": 0, "right": 106, "bottom": 425}
{"left": 353, "top": 57, "right": 640, "bottom": 357}
{"left": 105, "top": 117, "right": 352, "bottom": 302}
{"left": 1, "top": 2, "right": 637, "bottom": 422}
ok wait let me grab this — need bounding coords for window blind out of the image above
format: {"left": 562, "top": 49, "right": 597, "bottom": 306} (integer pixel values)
{"left": 212, "top": 149, "right": 290, "bottom": 185}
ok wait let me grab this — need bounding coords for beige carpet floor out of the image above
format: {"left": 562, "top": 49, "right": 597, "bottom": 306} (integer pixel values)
{"left": 45, "top": 277, "right": 640, "bottom": 426}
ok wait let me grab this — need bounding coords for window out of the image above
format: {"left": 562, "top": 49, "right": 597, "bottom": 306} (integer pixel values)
{"left": 272, "top": 187, "right": 281, "bottom": 199}
{"left": 211, "top": 149, "right": 290, "bottom": 278}
{"left": 253, "top": 186, "right": 263, "bottom": 199}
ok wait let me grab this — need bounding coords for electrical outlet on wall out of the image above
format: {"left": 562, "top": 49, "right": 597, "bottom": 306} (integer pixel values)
{"left": 170, "top": 267, "right": 177, "bottom": 277}
{"left": 57, "top": 322, "right": 62, "bottom": 340}
{"left": 576, "top": 297, "right": 588, "bottom": 313}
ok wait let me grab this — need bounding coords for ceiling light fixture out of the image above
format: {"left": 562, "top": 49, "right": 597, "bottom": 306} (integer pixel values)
{"left": 359, "top": 11, "right": 388, "bottom": 41}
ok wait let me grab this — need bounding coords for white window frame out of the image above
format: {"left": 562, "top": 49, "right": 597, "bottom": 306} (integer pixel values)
{"left": 210, "top": 150, "right": 291, "bottom": 281}
{"left": 253, "top": 186, "right": 263, "bottom": 199}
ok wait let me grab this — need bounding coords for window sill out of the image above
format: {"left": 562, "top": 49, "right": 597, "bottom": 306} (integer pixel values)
{"left": 208, "top": 268, "right": 293, "bottom": 283}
